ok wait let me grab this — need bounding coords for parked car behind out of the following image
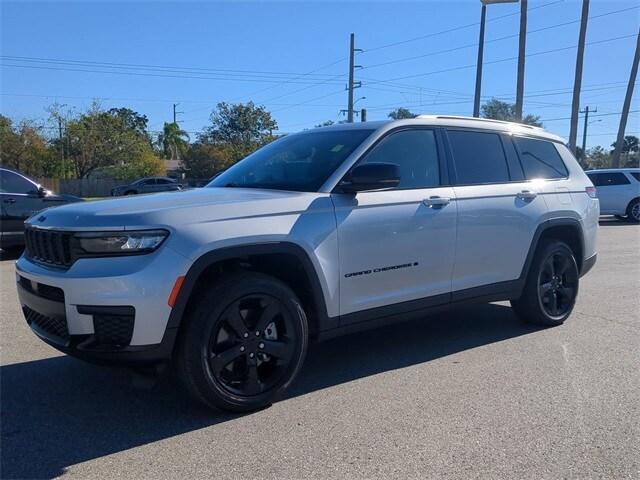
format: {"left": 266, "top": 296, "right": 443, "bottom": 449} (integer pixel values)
{"left": 111, "top": 177, "right": 182, "bottom": 196}
{"left": 585, "top": 168, "right": 640, "bottom": 222}
{"left": 0, "top": 167, "right": 83, "bottom": 249}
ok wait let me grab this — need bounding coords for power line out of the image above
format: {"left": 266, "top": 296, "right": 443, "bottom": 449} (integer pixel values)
{"left": 540, "top": 109, "right": 639, "bottom": 122}
{"left": 368, "top": 33, "right": 637, "bottom": 84}
{"left": 361, "top": 5, "right": 638, "bottom": 71}
{"left": 363, "top": 0, "right": 564, "bottom": 53}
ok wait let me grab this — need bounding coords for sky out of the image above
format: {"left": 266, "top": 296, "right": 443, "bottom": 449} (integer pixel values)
{"left": 1, "top": 0, "right": 639, "bottom": 149}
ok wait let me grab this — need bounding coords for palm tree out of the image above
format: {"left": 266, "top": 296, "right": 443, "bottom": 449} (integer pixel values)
{"left": 158, "top": 122, "right": 189, "bottom": 160}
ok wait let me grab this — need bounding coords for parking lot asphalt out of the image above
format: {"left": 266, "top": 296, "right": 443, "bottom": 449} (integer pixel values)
{"left": 1, "top": 219, "right": 638, "bottom": 479}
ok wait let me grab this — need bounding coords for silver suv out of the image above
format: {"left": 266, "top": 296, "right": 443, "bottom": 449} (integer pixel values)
{"left": 16, "top": 116, "right": 599, "bottom": 412}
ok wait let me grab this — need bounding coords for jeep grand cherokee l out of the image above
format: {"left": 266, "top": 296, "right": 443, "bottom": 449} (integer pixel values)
{"left": 16, "top": 116, "right": 599, "bottom": 412}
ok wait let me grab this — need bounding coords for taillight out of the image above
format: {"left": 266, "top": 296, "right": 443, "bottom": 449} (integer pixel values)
{"left": 586, "top": 186, "right": 597, "bottom": 198}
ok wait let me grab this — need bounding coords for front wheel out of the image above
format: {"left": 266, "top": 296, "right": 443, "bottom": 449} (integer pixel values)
{"left": 511, "top": 240, "right": 579, "bottom": 326}
{"left": 176, "top": 272, "right": 308, "bottom": 412}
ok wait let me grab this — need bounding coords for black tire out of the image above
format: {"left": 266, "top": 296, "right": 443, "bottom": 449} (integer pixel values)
{"left": 176, "top": 272, "right": 308, "bottom": 412}
{"left": 511, "top": 240, "right": 579, "bottom": 326}
{"left": 626, "top": 198, "right": 640, "bottom": 223}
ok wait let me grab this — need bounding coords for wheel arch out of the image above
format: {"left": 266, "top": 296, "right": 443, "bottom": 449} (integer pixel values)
{"left": 520, "top": 218, "right": 586, "bottom": 281}
{"left": 166, "top": 242, "right": 333, "bottom": 339}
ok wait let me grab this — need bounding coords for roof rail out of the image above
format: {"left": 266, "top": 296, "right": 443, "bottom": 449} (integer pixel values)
{"left": 416, "top": 114, "right": 542, "bottom": 131}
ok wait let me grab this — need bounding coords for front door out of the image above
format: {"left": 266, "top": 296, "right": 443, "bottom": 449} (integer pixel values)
{"left": 332, "top": 128, "right": 457, "bottom": 321}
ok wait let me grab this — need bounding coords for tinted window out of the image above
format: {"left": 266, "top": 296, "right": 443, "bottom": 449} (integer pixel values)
{"left": 360, "top": 129, "right": 440, "bottom": 189}
{"left": 157, "top": 178, "right": 173, "bottom": 184}
{"left": 513, "top": 137, "right": 568, "bottom": 179}
{"left": 0, "top": 170, "right": 37, "bottom": 194}
{"left": 587, "top": 172, "right": 630, "bottom": 187}
{"left": 210, "top": 129, "right": 374, "bottom": 192}
{"left": 448, "top": 130, "right": 509, "bottom": 184}
{"left": 630, "top": 172, "right": 640, "bottom": 182}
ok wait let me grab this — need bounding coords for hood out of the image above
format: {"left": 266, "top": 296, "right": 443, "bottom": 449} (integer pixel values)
{"left": 27, "top": 187, "right": 327, "bottom": 230}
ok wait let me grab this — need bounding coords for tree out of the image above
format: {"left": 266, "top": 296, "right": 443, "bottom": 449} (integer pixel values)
{"left": 61, "top": 102, "right": 159, "bottom": 178}
{"left": 200, "top": 102, "right": 278, "bottom": 162}
{"left": 112, "top": 148, "right": 165, "bottom": 180}
{"left": 0, "top": 115, "right": 52, "bottom": 177}
{"left": 611, "top": 135, "right": 639, "bottom": 154}
{"left": 158, "top": 122, "right": 190, "bottom": 161}
{"left": 584, "top": 146, "right": 611, "bottom": 170}
{"left": 182, "top": 142, "right": 234, "bottom": 178}
{"left": 108, "top": 108, "right": 150, "bottom": 142}
{"left": 388, "top": 108, "right": 417, "bottom": 120}
{"left": 481, "top": 98, "right": 542, "bottom": 127}
{"left": 314, "top": 120, "right": 335, "bottom": 128}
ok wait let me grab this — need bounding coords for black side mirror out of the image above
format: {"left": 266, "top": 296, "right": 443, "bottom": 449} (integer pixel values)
{"left": 340, "top": 163, "right": 401, "bottom": 193}
{"left": 37, "top": 186, "right": 47, "bottom": 197}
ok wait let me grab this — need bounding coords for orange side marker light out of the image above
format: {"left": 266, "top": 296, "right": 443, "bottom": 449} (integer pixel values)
{"left": 168, "top": 276, "right": 186, "bottom": 308}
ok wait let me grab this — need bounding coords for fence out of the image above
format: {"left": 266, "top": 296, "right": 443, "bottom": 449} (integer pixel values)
{"left": 36, "top": 178, "right": 208, "bottom": 198}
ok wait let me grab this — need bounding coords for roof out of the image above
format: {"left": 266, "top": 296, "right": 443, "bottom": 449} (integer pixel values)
{"left": 311, "top": 114, "right": 565, "bottom": 143}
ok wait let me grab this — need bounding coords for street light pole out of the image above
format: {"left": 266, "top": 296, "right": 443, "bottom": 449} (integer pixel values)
{"left": 515, "top": 0, "right": 528, "bottom": 122}
{"left": 475, "top": 1, "right": 519, "bottom": 118}
{"left": 473, "top": 4, "right": 487, "bottom": 118}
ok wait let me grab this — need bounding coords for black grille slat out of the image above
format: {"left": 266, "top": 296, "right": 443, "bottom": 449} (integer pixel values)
{"left": 25, "top": 228, "right": 73, "bottom": 268}
{"left": 23, "top": 306, "right": 69, "bottom": 340}
{"left": 93, "top": 314, "right": 134, "bottom": 346}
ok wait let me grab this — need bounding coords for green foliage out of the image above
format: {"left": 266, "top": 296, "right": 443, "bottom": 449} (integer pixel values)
{"left": 182, "top": 142, "right": 234, "bottom": 178}
{"left": 111, "top": 147, "right": 165, "bottom": 180}
{"left": 314, "top": 120, "right": 335, "bottom": 128}
{"left": 200, "top": 102, "right": 278, "bottom": 163}
{"left": 157, "top": 122, "right": 190, "bottom": 160}
{"left": 388, "top": 108, "right": 417, "bottom": 120}
{"left": 0, "top": 115, "right": 53, "bottom": 177}
{"left": 481, "top": 98, "right": 542, "bottom": 127}
{"left": 584, "top": 146, "right": 612, "bottom": 170}
{"left": 611, "top": 135, "right": 639, "bottom": 154}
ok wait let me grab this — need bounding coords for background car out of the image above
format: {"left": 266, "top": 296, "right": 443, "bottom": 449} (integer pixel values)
{"left": 0, "top": 167, "right": 83, "bottom": 249}
{"left": 111, "top": 177, "right": 182, "bottom": 196}
{"left": 585, "top": 168, "right": 640, "bottom": 222}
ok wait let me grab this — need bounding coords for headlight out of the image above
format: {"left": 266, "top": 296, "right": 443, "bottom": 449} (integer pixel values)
{"left": 75, "top": 230, "right": 168, "bottom": 255}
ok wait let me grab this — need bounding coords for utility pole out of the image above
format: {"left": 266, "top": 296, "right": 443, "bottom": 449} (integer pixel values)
{"left": 346, "top": 33, "right": 362, "bottom": 123}
{"left": 361, "top": 108, "right": 367, "bottom": 122}
{"left": 612, "top": 30, "right": 640, "bottom": 168}
{"left": 515, "top": 0, "right": 528, "bottom": 122}
{"left": 58, "top": 117, "right": 65, "bottom": 179}
{"left": 569, "top": 0, "right": 590, "bottom": 154}
{"left": 473, "top": 3, "right": 487, "bottom": 118}
{"left": 580, "top": 106, "right": 597, "bottom": 160}
{"left": 172, "top": 103, "right": 183, "bottom": 124}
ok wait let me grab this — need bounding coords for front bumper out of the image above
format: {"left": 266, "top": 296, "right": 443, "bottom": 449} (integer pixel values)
{"left": 16, "top": 245, "right": 191, "bottom": 365}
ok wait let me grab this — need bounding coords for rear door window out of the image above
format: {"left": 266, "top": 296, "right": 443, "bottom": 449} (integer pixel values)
{"left": 447, "top": 130, "right": 510, "bottom": 185}
{"left": 587, "top": 172, "right": 631, "bottom": 187}
{"left": 513, "top": 136, "right": 568, "bottom": 179}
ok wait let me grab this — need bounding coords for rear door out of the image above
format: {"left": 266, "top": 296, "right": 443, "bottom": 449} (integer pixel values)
{"left": 587, "top": 172, "right": 633, "bottom": 214}
{"left": 333, "top": 128, "right": 457, "bottom": 319}
{"left": 445, "top": 129, "right": 549, "bottom": 295}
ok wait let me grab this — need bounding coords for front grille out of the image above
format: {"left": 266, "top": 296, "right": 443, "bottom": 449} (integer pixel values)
{"left": 93, "top": 314, "right": 134, "bottom": 346}
{"left": 25, "top": 227, "right": 73, "bottom": 268}
{"left": 23, "top": 305, "right": 69, "bottom": 340}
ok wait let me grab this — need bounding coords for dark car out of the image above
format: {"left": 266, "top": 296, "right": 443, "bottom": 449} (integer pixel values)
{"left": 111, "top": 177, "right": 182, "bottom": 196}
{"left": 0, "top": 167, "right": 83, "bottom": 249}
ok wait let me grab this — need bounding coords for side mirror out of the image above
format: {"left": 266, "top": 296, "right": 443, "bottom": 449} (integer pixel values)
{"left": 37, "top": 186, "right": 47, "bottom": 197}
{"left": 340, "top": 163, "right": 400, "bottom": 193}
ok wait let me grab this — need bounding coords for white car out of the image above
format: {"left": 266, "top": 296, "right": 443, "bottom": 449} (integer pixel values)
{"left": 16, "top": 116, "right": 599, "bottom": 412}
{"left": 585, "top": 168, "right": 640, "bottom": 222}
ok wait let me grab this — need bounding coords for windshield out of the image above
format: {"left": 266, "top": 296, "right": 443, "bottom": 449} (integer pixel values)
{"left": 208, "top": 129, "right": 374, "bottom": 192}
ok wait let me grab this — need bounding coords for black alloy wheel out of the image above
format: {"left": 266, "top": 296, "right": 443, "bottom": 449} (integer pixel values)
{"left": 537, "top": 252, "right": 578, "bottom": 319}
{"left": 207, "top": 294, "right": 296, "bottom": 397}
{"left": 177, "top": 272, "right": 308, "bottom": 412}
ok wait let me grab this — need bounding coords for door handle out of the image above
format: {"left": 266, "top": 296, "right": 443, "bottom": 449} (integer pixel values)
{"left": 423, "top": 196, "right": 451, "bottom": 208}
{"left": 517, "top": 190, "right": 537, "bottom": 201}
{"left": 3, "top": 198, "right": 16, "bottom": 204}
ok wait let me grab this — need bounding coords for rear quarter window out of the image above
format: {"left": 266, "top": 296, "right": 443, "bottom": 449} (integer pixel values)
{"left": 629, "top": 172, "right": 640, "bottom": 182}
{"left": 587, "top": 172, "right": 631, "bottom": 187}
{"left": 513, "top": 136, "right": 568, "bottom": 179}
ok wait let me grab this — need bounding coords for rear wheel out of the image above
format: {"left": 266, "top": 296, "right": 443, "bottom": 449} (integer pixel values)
{"left": 176, "top": 272, "right": 308, "bottom": 412}
{"left": 626, "top": 198, "right": 640, "bottom": 223}
{"left": 511, "top": 240, "right": 579, "bottom": 326}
